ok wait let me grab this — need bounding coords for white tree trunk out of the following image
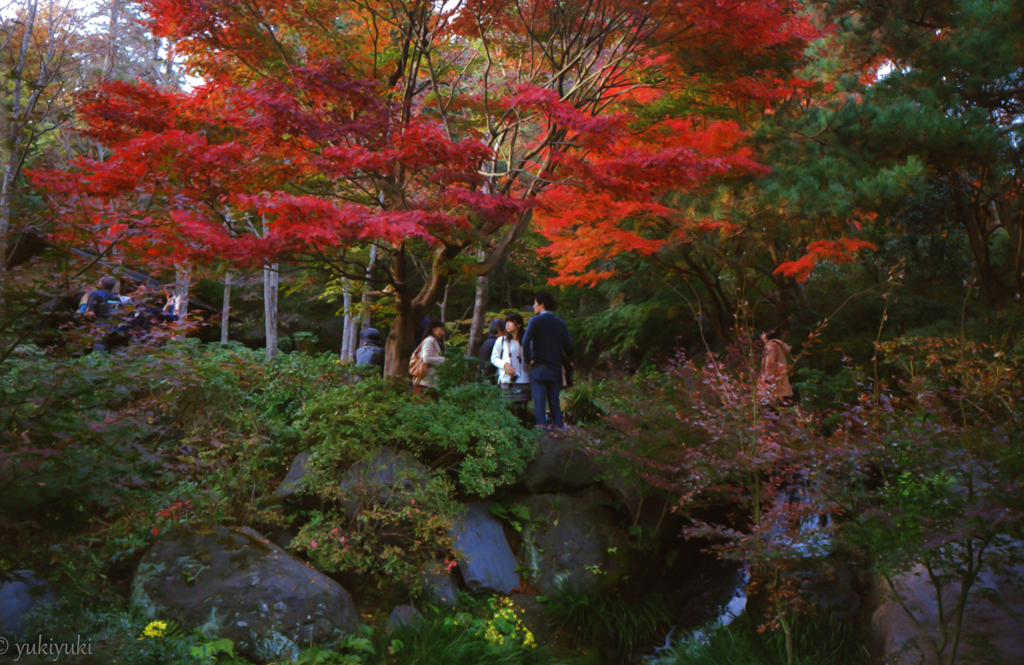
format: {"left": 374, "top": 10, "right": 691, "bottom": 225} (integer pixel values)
{"left": 340, "top": 283, "right": 353, "bottom": 362}
{"left": 102, "top": 0, "right": 120, "bottom": 78}
{"left": 467, "top": 273, "right": 489, "bottom": 356}
{"left": 264, "top": 264, "right": 278, "bottom": 360}
{"left": 346, "top": 314, "right": 359, "bottom": 362}
{"left": 174, "top": 264, "right": 190, "bottom": 320}
{"left": 360, "top": 243, "right": 377, "bottom": 332}
{"left": 440, "top": 279, "right": 451, "bottom": 324}
{"left": 220, "top": 271, "right": 232, "bottom": 343}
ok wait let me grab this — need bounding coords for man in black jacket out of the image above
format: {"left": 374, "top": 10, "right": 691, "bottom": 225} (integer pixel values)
{"left": 521, "top": 292, "right": 573, "bottom": 428}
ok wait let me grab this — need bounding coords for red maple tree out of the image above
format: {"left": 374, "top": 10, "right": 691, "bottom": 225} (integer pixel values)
{"left": 33, "top": 0, "right": 820, "bottom": 374}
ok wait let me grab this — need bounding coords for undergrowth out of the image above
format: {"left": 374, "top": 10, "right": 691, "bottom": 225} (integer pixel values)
{"left": 661, "top": 613, "right": 869, "bottom": 665}
{"left": 544, "top": 581, "right": 672, "bottom": 657}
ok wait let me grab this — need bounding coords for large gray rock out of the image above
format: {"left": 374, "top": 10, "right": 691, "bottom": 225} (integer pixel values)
{"left": 799, "top": 561, "right": 863, "bottom": 619}
{"left": 522, "top": 432, "right": 603, "bottom": 493}
{"left": 275, "top": 450, "right": 313, "bottom": 503}
{"left": 448, "top": 502, "right": 520, "bottom": 595}
{"left": 339, "top": 447, "right": 429, "bottom": 519}
{"left": 0, "top": 570, "right": 55, "bottom": 638}
{"left": 131, "top": 523, "right": 360, "bottom": 664}
{"left": 388, "top": 605, "right": 424, "bottom": 630}
{"left": 871, "top": 563, "right": 1024, "bottom": 664}
{"left": 601, "top": 471, "right": 644, "bottom": 521}
{"left": 519, "top": 490, "right": 627, "bottom": 595}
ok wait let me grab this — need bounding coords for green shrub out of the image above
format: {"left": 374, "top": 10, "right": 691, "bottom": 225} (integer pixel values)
{"left": 298, "top": 379, "right": 536, "bottom": 498}
{"left": 298, "top": 378, "right": 413, "bottom": 453}
{"left": 0, "top": 340, "right": 351, "bottom": 598}
{"left": 291, "top": 480, "right": 458, "bottom": 593}
{"left": 394, "top": 383, "right": 537, "bottom": 497}
{"left": 560, "top": 382, "right": 608, "bottom": 425}
{"left": 430, "top": 348, "right": 483, "bottom": 392}
{"left": 289, "top": 378, "right": 535, "bottom": 589}
{"left": 544, "top": 582, "right": 672, "bottom": 656}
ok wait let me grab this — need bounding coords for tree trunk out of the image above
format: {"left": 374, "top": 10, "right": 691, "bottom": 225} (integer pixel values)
{"left": 0, "top": 159, "right": 15, "bottom": 275}
{"left": 383, "top": 243, "right": 460, "bottom": 377}
{"left": 264, "top": 264, "right": 278, "bottom": 360}
{"left": 220, "top": 271, "right": 232, "bottom": 343}
{"left": 360, "top": 243, "right": 377, "bottom": 332}
{"left": 175, "top": 264, "right": 190, "bottom": 320}
{"left": 384, "top": 297, "right": 418, "bottom": 378}
{"left": 383, "top": 246, "right": 412, "bottom": 377}
{"left": 346, "top": 312, "right": 360, "bottom": 361}
{"left": 440, "top": 279, "right": 451, "bottom": 324}
{"left": 467, "top": 273, "right": 489, "bottom": 357}
{"left": 103, "top": 0, "right": 121, "bottom": 79}
{"left": 0, "top": 0, "right": 38, "bottom": 277}
{"left": 952, "top": 178, "right": 1009, "bottom": 306}
{"left": 340, "top": 283, "right": 353, "bottom": 362}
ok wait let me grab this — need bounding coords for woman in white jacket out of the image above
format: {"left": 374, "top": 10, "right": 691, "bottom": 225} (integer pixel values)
{"left": 416, "top": 320, "right": 447, "bottom": 391}
{"left": 491, "top": 313, "right": 531, "bottom": 404}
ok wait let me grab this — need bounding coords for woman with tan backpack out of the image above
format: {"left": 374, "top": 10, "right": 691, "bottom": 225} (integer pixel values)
{"left": 409, "top": 320, "right": 446, "bottom": 394}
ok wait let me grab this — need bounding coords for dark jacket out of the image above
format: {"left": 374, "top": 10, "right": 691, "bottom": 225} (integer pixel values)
{"left": 479, "top": 335, "right": 499, "bottom": 381}
{"left": 83, "top": 289, "right": 119, "bottom": 318}
{"left": 521, "top": 311, "right": 572, "bottom": 382}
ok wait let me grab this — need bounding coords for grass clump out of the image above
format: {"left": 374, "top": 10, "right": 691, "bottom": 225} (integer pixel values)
{"left": 661, "top": 613, "right": 869, "bottom": 665}
{"left": 293, "top": 602, "right": 552, "bottom": 665}
{"left": 544, "top": 582, "right": 672, "bottom": 657}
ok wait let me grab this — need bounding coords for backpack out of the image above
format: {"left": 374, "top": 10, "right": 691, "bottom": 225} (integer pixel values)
{"left": 355, "top": 345, "right": 385, "bottom": 368}
{"left": 408, "top": 340, "right": 430, "bottom": 385}
{"left": 478, "top": 337, "right": 498, "bottom": 382}
{"left": 81, "top": 289, "right": 120, "bottom": 318}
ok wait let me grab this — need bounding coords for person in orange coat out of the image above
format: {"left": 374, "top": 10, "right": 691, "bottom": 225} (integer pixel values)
{"left": 758, "top": 329, "right": 793, "bottom": 405}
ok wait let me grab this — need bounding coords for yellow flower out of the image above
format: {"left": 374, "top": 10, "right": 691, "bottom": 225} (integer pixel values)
{"left": 139, "top": 621, "right": 168, "bottom": 640}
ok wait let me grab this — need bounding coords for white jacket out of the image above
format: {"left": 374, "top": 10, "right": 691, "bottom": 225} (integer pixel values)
{"left": 490, "top": 336, "right": 529, "bottom": 385}
{"left": 418, "top": 335, "right": 445, "bottom": 388}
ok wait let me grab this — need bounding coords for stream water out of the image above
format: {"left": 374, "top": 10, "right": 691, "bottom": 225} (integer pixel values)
{"left": 642, "top": 485, "right": 834, "bottom": 663}
{"left": 644, "top": 565, "right": 750, "bottom": 663}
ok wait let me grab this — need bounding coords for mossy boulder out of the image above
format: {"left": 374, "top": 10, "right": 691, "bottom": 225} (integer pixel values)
{"left": 338, "top": 446, "right": 430, "bottom": 520}
{"left": 521, "top": 431, "right": 603, "bottom": 493}
{"left": 130, "top": 523, "right": 360, "bottom": 663}
{"left": 275, "top": 450, "right": 313, "bottom": 504}
{"left": 518, "top": 491, "right": 627, "bottom": 595}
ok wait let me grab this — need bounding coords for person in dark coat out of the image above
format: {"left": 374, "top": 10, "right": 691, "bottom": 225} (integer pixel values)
{"left": 521, "top": 292, "right": 573, "bottom": 428}
{"left": 355, "top": 328, "right": 385, "bottom": 372}
{"left": 478, "top": 318, "right": 505, "bottom": 383}
{"left": 80, "top": 276, "right": 120, "bottom": 318}
{"left": 416, "top": 315, "right": 431, "bottom": 345}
